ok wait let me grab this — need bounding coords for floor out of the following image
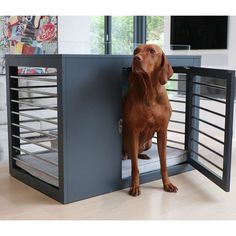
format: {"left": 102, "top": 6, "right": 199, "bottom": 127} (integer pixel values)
{"left": 0, "top": 144, "right": 236, "bottom": 220}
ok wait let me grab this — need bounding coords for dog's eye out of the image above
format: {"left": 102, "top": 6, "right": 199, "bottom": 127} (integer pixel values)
{"left": 133, "top": 49, "right": 138, "bottom": 55}
{"left": 149, "top": 48, "right": 156, "bottom": 54}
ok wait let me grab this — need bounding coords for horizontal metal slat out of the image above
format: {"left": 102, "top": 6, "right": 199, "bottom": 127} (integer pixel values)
{"left": 190, "top": 149, "right": 223, "bottom": 172}
{"left": 191, "top": 138, "right": 224, "bottom": 158}
{"left": 192, "top": 93, "right": 226, "bottom": 104}
{"left": 12, "top": 123, "right": 57, "bottom": 139}
{"left": 192, "top": 105, "right": 225, "bottom": 118}
{"left": 12, "top": 111, "right": 57, "bottom": 125}
{"left": 11, "top": 99, "right": 57, "bottom": 111}
{"left": 193, "top": 81, "right": 226, "bottom": 90}
{"left": 12, "top": 134, "right": 57, "bottom": 152}
{"left": 10, "top": 75, "right": 57, "bottom": 82}
{"left": 11, "top": 87, "right": 57, "bottom": 97}
{"left": 191, "top": 126, "right": 224, "bottom": 145}
{"left": 192, "top": 116, "right": 225, "bottom": 132}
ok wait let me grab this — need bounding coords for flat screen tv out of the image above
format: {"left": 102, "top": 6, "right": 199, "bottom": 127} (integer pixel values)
{"left": 170, "top": 16, "right": 228, "bottom": 50}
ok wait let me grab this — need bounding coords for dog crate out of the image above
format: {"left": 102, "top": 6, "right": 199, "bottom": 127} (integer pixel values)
{"left": 6, "top": 55, "right": 235, "bottom": 204}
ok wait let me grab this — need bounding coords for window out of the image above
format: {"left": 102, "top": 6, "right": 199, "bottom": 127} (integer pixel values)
{"left": 146, "top": 16, "right": 164, "bottom": 48}
{"left": 90, "top": 16, "right": 105, "bottom": 54}
{"left": 111, "top": 16, "right": 134, "bottom": 55}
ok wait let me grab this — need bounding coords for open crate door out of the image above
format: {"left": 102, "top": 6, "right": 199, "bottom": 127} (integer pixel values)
{"left": 181, "top": 67, "right": 235, "bottom": 192}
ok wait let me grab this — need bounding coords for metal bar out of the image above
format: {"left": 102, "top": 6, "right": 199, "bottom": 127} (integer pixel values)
{"left": 166, "top": 89, "right": 186, "bottom": 93}
{"left": 192, "top": 93, "right": 226, "bottom": 104}
{"left": 192, "top": 105, "right": 225, "bottom": 118}
{"left": 11, "top": 87, "right": 57, "bottom": 96}
{"left": 192, "top": 115, "right": 225, "bottom": 132}
{"left": 12, "top": 123, "right": 57, "bottom": 138}
{"left": 166, "top": 145, "right": 185, "bottom": 151}
{"left": 172, "top": 109, "right": 185, "bottom": 114}
{"left": 191, "top": 138, "right": 224, "bottom": 158}
{"left": 18, "top": 85, "right": 57, "bottom": 89}
{"left": 190, "top": 149, "right": 223, "bottom": 172}
{"left": 10, "top": 75, "right": 57, "bottom": 82}
{"left": 191, "top": 126, "right": 224, "bottom": 145}
{"left": 169, "top": 119, "right": 185, "bottom": 125}
{"left": 167, "top": 129, "right": 185, "bottom": 135}
{"left": 12, "top": 146, "right": 58, "bottom": 167}
{"left": 13, "top": 158, "right": 58, "bottom": 179}
{"left": 168, "top": 79, "right": 186, "bottom": 82}
{"left": 12, "top": 111, "right": 58, "bottom": 125}
{"left": 193, "top": 81, "right": 226, "bottom": 90}
{"left": 20, "top": 107, "right": 57, "bottom": 112}
{"left": 222, "top": 71, "right": 235, "bottom": 191}
{"left": 169, "top": 99, "right": 186, "bottom": 104}
{"left": 11, "top": 99, "right": 57, "bottom": 111}
{"left": 19, "top": 96, "right": 56, "bottom": 100}
{"left": 167, "top": 139, "right": 185, "bottom": 145}
{"left": 12, "top": 134, "right": 57, "bottom": 152}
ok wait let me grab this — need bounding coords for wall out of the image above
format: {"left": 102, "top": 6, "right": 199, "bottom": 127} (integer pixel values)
{"left": 58, "top": 16, "right": 91, "bottom": 54}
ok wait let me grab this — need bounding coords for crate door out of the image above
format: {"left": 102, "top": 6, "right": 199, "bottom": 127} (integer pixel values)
{"left": 185, "top": 67, "right": 235, "bottom": 191}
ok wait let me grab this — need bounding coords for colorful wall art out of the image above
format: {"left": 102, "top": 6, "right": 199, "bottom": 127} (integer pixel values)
{"left": 0, "top": 16, "right": 58, "bottom": 74}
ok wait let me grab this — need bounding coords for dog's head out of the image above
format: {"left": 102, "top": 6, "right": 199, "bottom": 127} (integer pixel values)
{"left": 131, "top": 44, "right": 173, "bottom": 85}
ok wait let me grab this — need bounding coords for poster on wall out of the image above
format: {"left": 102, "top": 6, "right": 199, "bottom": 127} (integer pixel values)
{"left": 0, "top": 16, "right": 58, "bottom": 74}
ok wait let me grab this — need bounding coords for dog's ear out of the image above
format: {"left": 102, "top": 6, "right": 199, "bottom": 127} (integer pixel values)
{"left": 158, "top": 53, "right": 173, "bottom": 85}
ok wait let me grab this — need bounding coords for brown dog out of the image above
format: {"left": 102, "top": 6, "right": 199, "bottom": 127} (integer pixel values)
{"left": 122, "top": 44, "right": 178, "bottom": 196}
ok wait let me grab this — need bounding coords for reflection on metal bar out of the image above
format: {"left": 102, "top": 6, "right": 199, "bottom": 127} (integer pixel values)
{"left": 12, "top": 146, "right": 58, "bottom": 167}
{"left": 167, "top": 129, "right": 185, "bottom": 135}
{"left": 192, "top": 93, "right": 226, "bottom": 104}
{"left": 11, "top": 99, "right": 57, "bottom": 111}
{"left": 167, "top": 139, "right": 185, "bottom": 145}
{"left": 192, "top": 105, "right": 225, "bottom": 118}
{"left": 191, "top": 138, "right": 224, "bottom": 158}
{"left": 192, "top": 116, "right": 225, "bottom": 132}
{"left": 10, "top": 75, "right": 57, "bottom": 82}
{"left": 169, "top": 99, "right": 186, "bottom": 104}
{"left": 12, "top": 111, "right": 57, "bottom": 125}
{"left": 191, "top": 126, "right": 224, "bottom": 145}
{"left": 190, "top": 149, "right": 223, "bottom": 172}
{"left": 11, "top": 87, "right": 57, "bottom": 96}
{"left": 12, "top": 123, "right": 57, "bottom": 138}
{"left": 13, "top": 158, "right": 58, "bottom": 179}
{"left": 12, "top": 134, "right": 57, "bottom": 152}
{"left": 193, "top": 81, "right": 226, "bottom": 90}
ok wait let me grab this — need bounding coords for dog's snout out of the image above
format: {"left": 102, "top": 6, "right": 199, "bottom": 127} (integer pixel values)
{"left": 134, "top": 55, "right": 142, "bottom": 62}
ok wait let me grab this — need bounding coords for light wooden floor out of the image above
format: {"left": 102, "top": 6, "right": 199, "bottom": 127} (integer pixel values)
{"left": 0, "top": 144, "right": 236, "bottom": 220}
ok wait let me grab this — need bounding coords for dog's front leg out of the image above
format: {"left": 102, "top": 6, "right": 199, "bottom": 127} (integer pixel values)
{"left": 128, "top": 130, "right": 140, "bottom": 196}
{"left": 157, "top": 129, "right": 178, "bottom": 192}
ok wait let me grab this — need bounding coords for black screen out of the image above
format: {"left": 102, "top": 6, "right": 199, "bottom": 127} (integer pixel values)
{"left": 170, "top": 16, "right": 228, "bottom": 50}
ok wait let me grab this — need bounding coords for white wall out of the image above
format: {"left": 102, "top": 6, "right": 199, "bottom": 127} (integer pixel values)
{"left": 58, "top": 16, "right": 91, "bottom": 54}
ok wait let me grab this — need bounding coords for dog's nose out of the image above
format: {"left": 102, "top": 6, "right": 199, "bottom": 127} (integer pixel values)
{"left": 134, "top": 55, "right": 142, "bottom": 61}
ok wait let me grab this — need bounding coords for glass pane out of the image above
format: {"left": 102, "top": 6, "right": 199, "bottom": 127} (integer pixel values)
{"left": 90, "top": 16, "right": 104, "bottom": 54}
{"left": 111, "top": 16, "right": 134, "bottom": 55}
{"left": 146, "top": 16, "right": 164, "bottom": 48}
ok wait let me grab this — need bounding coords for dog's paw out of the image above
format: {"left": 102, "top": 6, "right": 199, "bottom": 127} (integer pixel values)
{"left": 129, "top": 185, "right": 141, "bottom": 196}
{"left": 163, "top": 182, "right": 178, "bottom": 193}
